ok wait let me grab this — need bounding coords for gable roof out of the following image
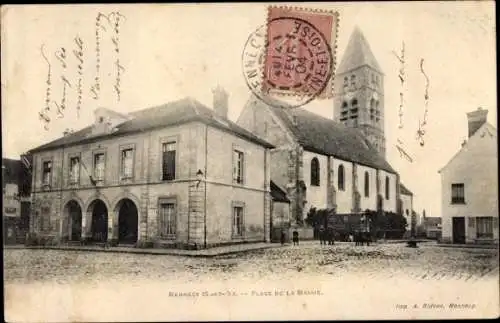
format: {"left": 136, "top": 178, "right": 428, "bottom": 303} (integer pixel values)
{"left": 400, "top": 183, "right": 413, "bottom": 196}
{"left": 270, "top": 181, "right": 290, "bottom": 203}
{"left": 29, "top": 97, "right": 274, "bottom": 153}
{"left": 438, "top": 122, "right": 497, "bottom": 173}
{"left": 337, "top": 26, "right": 383, "bottom": 75}
{"left": 251, "top": 96, "right": 396, "bottom": 174}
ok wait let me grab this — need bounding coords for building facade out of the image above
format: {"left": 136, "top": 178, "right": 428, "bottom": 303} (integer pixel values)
{"left": 27, "top": 92, "right": 274, "bottom": 249}
{"left": 439, "top": 108, "right": 498, "bottom": 244}
{"left": 2, "top": 157, "right": 31, "bottom": 244}
{"left": 421, "top": 216, "right": 442, "bottom": 240}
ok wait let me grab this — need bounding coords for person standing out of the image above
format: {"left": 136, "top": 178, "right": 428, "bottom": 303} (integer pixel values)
{"left": 319, "top": 225, "right": 325, "bottom": 245}
{"left": 292, "top": 230, "right": 299, "bottom": 246}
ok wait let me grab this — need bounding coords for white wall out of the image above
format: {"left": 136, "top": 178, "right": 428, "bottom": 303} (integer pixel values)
{"left": 332, "top": 158, "right": 353, "bottom": 214}
{"left": 379, "top": 170, "right": 398, "bottom": 213}
{"left": 356, "top": 164, "right": 378, "bottom": 211}
{"left": 440, "top": 124, "right": 498, "bottom": 242}
{"left": 302, "top": 150, "right": 329, "bottom": 215}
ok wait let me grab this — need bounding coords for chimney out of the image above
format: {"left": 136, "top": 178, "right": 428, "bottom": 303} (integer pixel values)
{"left": 63, "top": 128, "right": 74, "bottom": 136}
{"left": 212, "top": 86, "right": 228, "bottom": 119}
{"left": 466, "top": 107, "right": 488, "bottom": 137}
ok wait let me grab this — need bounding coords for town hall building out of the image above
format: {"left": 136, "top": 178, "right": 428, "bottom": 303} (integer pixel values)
{"left": 27, "top": 89, "right": 274, "bottom": 249}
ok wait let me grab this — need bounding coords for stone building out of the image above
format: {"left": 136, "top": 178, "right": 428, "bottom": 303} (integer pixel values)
{"left": 27, "top": 89, "right": 274, "bottom": 249}
{"left": 2, "top": 157, "right": 31, "bottom": 244}
{"left": 439, "top": 107, "right": 498, "bottom": 244}
{"left": 237, "top": 27, "right": 401, "bottom": 227}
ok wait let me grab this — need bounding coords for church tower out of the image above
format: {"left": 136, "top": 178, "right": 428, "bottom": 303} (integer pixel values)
{"left": 333, "top": 27, "right": 386, "bottom": 157}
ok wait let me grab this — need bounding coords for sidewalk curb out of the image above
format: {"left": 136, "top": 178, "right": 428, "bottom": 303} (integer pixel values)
{"left": 7, "top": 244, "right": 282, "bottom": 258}
{"left": 436, "top": 244, "right": 499, "bottom": 250}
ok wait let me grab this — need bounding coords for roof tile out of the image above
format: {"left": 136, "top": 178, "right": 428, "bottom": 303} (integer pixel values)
{"left": 254, "top": 97, "right": 396, "bottom": 173}
{"left": 29, "top": 98, "right": 274, "bottom": 153}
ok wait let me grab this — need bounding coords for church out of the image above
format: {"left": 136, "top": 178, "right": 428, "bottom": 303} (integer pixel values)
{"left": 237, "top": 27, "right": 408, "bottom": 230}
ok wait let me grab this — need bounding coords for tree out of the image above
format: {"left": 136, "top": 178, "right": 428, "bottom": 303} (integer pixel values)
{"left": 385, "top": 211, "right": 408, "bottom": 239}
{"left": 305, "top": 207, "right": 318, "bottom": 227}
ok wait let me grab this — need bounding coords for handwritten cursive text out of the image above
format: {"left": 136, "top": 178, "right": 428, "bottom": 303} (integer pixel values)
{"left": 110, "top": 12, "right": 126, "bottom": 102}
{"left": 39, "top": 44, "right": 52, "bottom": 130}
{"left": 73, "top": 35, "right": 84, "bottom": 118}
{"left": 53, "top": 47, "right": 72, "bottom": 118}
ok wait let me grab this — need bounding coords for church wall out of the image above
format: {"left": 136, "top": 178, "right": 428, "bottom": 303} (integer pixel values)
{"left": 302, "top": 150, "right": 329, "bottom": 216}
{"left": 331, "top": 157, "right": 353, "bottom": 214}
{"left": 356, "top": 164, "right": 378, "bottom": 211}
{"left": 271, "top": 149, "right": 290, "bottom": 191}
{"left": 379, "top": 170, "right": 398, "bottom": 213}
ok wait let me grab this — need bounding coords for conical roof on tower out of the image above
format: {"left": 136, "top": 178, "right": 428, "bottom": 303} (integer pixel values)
{"left": 337, "top": 26, "right": 383, "bottom": 75}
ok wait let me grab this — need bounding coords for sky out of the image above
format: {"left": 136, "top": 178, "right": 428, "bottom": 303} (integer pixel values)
{"left": 1, "top": 2, "right": 497, "bottom": 218}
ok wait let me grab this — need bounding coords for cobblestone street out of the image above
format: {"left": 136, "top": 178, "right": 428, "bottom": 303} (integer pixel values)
{"left": 4, "top": 242, "right": 498, "bottom": 284}
{"left": 4, "top": 242, "right": 499, "bottom": 321}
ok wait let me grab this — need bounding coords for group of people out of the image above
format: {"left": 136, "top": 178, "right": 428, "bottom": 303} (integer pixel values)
{"left": 279, "top": 226, "right": 372, "bottom": 246}
{"left": 317, "top": 225, "right": 372, "bottom": 246}
{"left": 318, "top": 225, "right": 335, "bottom": 245}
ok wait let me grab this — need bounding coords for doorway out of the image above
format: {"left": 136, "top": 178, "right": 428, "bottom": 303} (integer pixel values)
{"left": 452, "top": 217, "right": 466, "bottom": 244}
{"left": 65, "top": 200, "right": 82, "bottom": 241}
{"left": 89, "top": 199, "right": 108, "bottom": 242}
{"left": 117, "top": 198, "right": 138, "bottom": 244}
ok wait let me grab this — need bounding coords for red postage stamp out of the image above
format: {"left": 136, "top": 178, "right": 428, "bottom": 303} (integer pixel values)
{"left": 263, "top": 6, "right": 339, "bottom": 100}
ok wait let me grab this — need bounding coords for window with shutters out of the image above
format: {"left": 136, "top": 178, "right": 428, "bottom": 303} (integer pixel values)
{"left": 42, "top": 160, "right": 52, "bottom": 186}
{"left": 69, "top": 156, "right": 80, "bottom": 184}
{"left": 233, "top": 149, "right": 244, "bottom": 184}
{"left": 162, "top": 141, "right": 176, "bottom": 181}
{"left": 93, "top": 153, "right": 105, "bottom": 181}
{"left": 159, "top": 199, "right": 176, "bottom": 238}
{"left": 451, "top": 183, "right": 465, "bottom": 204}
{"left": 476, "top": 217, "right": 493, "bottom": 239}
{"left": 310, "top": 157, "right": 320, "bottom": 186}
{"left": 121, "top": 148, "right": 134, "bottom": 179}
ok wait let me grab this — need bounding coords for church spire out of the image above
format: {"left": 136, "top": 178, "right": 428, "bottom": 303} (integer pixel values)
{"left": 337, "top": 26, "right": 383, "bottom": 75}
{"left": 333, "top": 26, "right": 386, "bottom": 158}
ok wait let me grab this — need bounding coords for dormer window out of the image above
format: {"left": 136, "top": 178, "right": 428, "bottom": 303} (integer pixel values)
{"left": 98, "top": 116, "right": 104, "bottom": 123}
